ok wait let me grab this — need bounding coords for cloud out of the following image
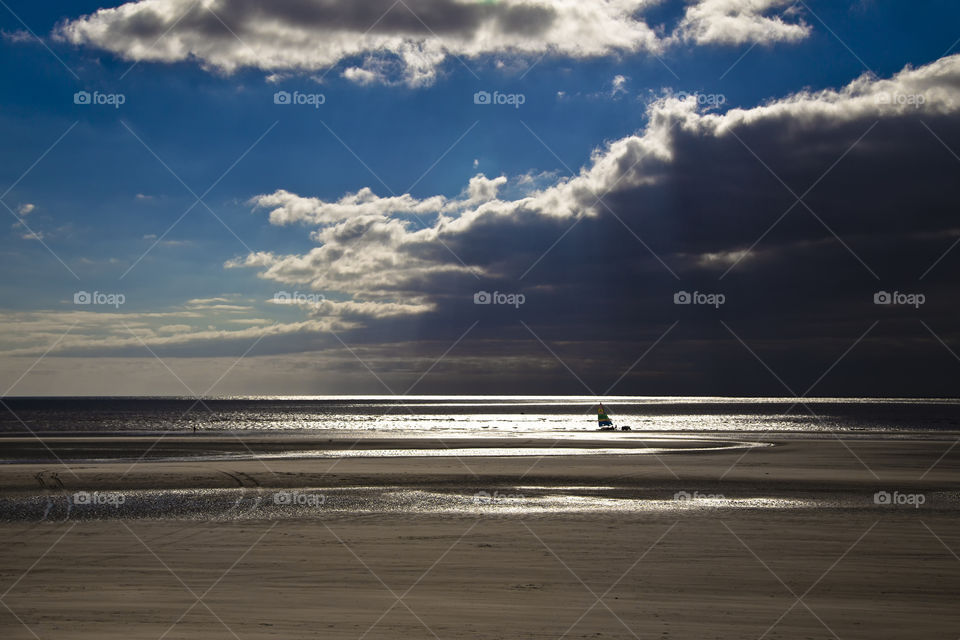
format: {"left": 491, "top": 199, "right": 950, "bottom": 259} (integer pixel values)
{"left": 0, "top": 307, "right": 359, "bottom": 358}
{"left": 17, "top": 203, "right": 35, "bottom": 216}
{"left": 466, "top": 174, "right": 507, "bottom": 202}
{"left": 677, "top": 0, "right": 810, "bottom": 46}
{"left": 1, "top": 29, "right": 34, "bottom": 44}
{"left": 157, "top": 323, "right": 194, "bottom": 334}
{"left": 55, "top": 0, "right": 663, "bottom": 86}
{"left": 230, "top": 174, "right": 515, "bottom": 305}
{"left": 8, "top": 53, "right": 960, "bottom": 395}
{"left": 610, "top": 74, "right": 628, "bottom": 97}
{"left": 0, "top": 293, "right": 437, "bottom": 358}
{"left": 185, "top": 296, "right": 252, "bottom": 311}
{"left": 248, "top": 188, "right": 451, "bottom": 226}
{"left": 226, "top": 54, "right": 960, "bottom": 354}
{"left": 53, "top": 0, "right": 807, "bottom": 86}
{"left": 313, "top": 298, "right": 436, "bottom": 318}
{"left": 341, "top": 66, "right": 383, "bottom": 86}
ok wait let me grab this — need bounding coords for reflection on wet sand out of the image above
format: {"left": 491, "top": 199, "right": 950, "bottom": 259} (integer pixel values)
{"left": 3, "top": 484, "right": 955, "bottom": 522}
{"left": 0, "top": 434, "right": 770, "bottom": 464}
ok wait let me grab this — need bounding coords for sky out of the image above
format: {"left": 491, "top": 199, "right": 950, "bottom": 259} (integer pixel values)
{"left": 1, "top": 0, "right": 960, "bottom": 397}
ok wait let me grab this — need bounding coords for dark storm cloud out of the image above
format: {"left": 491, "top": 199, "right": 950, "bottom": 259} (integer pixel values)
{"left": 220, "top": 55, "right": 960, "bottom": 394}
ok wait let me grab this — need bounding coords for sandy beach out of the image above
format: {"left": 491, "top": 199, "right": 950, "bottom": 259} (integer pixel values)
{"left": 1, "top": 434, "right": 959, "bottom": 639}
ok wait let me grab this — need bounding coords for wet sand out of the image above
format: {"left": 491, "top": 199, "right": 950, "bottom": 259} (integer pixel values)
{"left": 1, "top": 434, "right": 959, "bottom": 638}
{"left": 0, "top": 433, "right": 763, "bottom": 463}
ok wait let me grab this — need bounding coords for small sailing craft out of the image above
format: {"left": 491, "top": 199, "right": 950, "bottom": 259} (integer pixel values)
{"left": 597, "top": 403, "right": 631, "bottom": 431}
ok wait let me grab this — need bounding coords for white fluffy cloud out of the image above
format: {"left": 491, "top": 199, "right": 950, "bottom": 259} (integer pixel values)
{"left": 56, "top": 0, "right": 662, "bottom": 86}
{"left": 249, "top": 188, "right": 449, "bottom": 226}
{"left": 677, "top": 0, "right": 809, "bottom": 46}
{"left": 54, "top": 0, "right": 810, "bottom": 86}
{"left": 233, "top": 174, "right": 515, "bottom": 300}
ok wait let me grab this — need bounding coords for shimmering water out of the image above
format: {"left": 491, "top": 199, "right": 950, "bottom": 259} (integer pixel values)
{"left": 2, "top": 396, "right": 960, "bottom": 434}
{"left": 3, "top": 486, "right": 938, "bottom": 523}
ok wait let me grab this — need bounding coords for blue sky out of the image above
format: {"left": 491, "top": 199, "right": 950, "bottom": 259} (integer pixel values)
{"left": 2, "top": 0, "right": 960, "bottom": 395}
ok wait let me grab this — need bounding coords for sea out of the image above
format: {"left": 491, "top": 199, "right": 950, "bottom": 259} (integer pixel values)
{"left": 2, "top": 396, "right": 960, "bottom": 435}
{"left": 3, "top": 396, "right": 959, "bottom": 520}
